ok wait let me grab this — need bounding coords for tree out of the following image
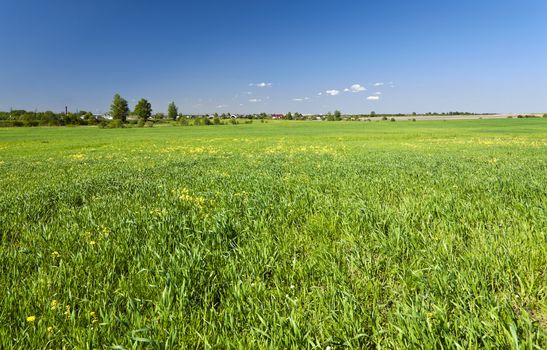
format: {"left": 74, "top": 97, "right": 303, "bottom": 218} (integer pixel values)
{"left": 110, "top": 94, "right": 129, "bottom": 122}
{"left": 134, "top": 98, "right": 152, "bottom": 121}
{"left": 334, "top": 110, "right": 341, "bottom": 120}
{"left": 285, "top": 112, "right": 293, "bottom": 120}
{"left": 168, "top": 102, "right": 178, "bottom": 120}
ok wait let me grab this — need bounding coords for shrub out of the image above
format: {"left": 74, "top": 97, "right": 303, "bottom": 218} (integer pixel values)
{"left": 108, "top": 120, "right": 124, "bottom": 128}
{"left": 230, "top": 119, "right": 239, "bottom": 125}
{"left": 412, "top": 118, "right": 416, "bottom": 122}
{"left": 137, "top": 119, "right": 145, "bottom": 128}
{"left": 382, "top": 116, "right": 388, "bottom": 121}
{"left": 23, "top": 120, "right": 39, "bottom": 127}
{"left": 145, "top": 121, "right": 154, "bottom": 128}
{"left": 390, "top": 118, "right": 396, "bottom": 122}
{"left": 213, "top": 117, "right": 221, "bottom": 125}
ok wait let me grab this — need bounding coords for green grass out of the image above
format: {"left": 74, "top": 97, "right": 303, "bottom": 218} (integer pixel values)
{"left": 1, "top": 119, "right": 546, "bottom": 349}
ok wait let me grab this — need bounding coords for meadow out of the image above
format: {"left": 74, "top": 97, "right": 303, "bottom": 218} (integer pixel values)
{"left": 0, "top": 119, "right": 545, "bottom": 349}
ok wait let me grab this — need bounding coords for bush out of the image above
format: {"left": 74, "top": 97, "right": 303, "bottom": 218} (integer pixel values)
{"left": 137, "top": 119, "right": 145, "bottom": 128}
{"left": 412, "top": 118, "right": 416, "bottom": 122}
{"left": 23, "top": 120, "right": 39, "bottom": 127}
{"left": 390, "top": 118, "right": 396, "bottom": 122}
{"left": 382, "top": 116, "right": 388, "bottom": 121}
{"left": 108, "top": 120, "right": 124, "bottom": 128}
{"left": 245, "top": 120, "right": 253, "bottom": 124}
{"left": 178, "top": 118, "right": 189, "bottom": 126}
{"left": 213, "top": 117, "right": 221, "bottom": 125}
{"left": 230, "top": 119, "right": 239, "bottom": 125}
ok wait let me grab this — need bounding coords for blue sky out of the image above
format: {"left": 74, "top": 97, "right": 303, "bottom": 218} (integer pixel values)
{"left": 1, "top": 0, "right": 546, "bottom": 114}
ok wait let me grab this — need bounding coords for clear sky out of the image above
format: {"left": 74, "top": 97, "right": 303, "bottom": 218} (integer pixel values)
{"left": 1, "top": 0, "right": 546, "bottom": 115}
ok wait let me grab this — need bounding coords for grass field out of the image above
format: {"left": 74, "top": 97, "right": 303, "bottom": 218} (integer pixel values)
{"left": 1, "top": 119, "right": 546, "bottom": 349}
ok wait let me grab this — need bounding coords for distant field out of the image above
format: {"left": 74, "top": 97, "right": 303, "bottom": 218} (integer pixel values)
{"left": 1, "top": 119, "right": 546, "bottom": 348}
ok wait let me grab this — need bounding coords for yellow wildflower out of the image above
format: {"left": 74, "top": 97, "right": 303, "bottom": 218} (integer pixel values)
{"left": 26, "top": 315, "right": 36, "bottom": 322}
{"left": 50, "top": 299, "right": 59, "bottom": 310}
{"left": 90, "top": 311, "right": 98, "bottom": 324}
{"left": 51, "top": 251, "right": 60, "bottom": 258}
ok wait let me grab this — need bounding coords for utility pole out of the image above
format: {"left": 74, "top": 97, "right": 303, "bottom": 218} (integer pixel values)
{"left": 65, "top": 106, "right": 68, "bottom": 115}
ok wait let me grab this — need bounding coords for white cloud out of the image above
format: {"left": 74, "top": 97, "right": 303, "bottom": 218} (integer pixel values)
{"left": 249, "top": 82, "right": 272, "bottom": 87}
{"left": 350, "top": 84, "right": 366, "bottom": 92}
{"left": 344, "top": 88, "right": 350, "bottom": 92}
{"left": 317, "top": 92, "right": 323, "bottom": 96}
{"left": 248, "top": 98, "right": 262, "bottom": 102}
{"left": 216, "top": 104, "right": 228, "bottom": 108}
{"left": 292, "top": 97, "right": 310, "bottom": 102}
{"left": 375, "top": 92, "right": 382, "bottom": 95}
{"left": 374, "top": 82, "right": 384, "bottom": 86}
{"left": 326, "top": 89, "right": 340, "bottom": 96}
{"left": 367, "top": 96, "right": 380, "bottom": 100}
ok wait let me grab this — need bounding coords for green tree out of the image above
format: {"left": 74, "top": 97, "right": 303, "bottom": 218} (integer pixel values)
{"left": 285, "top": 112, "right": 293, "bottom": 120}
{"left": 134, "top": 98, "right": 152, "bottom": 121}
{"left": 334, "top": 110, "right": 341, "bottom": 120}
{"left": 110, "top": 94, "right": 129, "bottom": 122}
{"left": 168, "top": 102, "right": 178, "bottom": 120}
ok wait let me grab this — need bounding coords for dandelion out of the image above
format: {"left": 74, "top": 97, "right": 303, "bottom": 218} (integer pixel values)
{"left": 90, "top": 240, "right": 96, "bottom": 246}
{"left": 90, "top": 311, "right": 98, "bottom": 324}
{"left": 26, "top": 315, "right": 36, "bottom": 322}
{"left": 51, "top": 251, "right": 60, "bottom": 258}
{"left": 50, "top": 299, "right": 59, "bottom": 310}
{"left": 47, "top": 326, "right": 54, "bottom": 334}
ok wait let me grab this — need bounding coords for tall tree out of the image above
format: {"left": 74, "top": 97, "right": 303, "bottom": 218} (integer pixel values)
{"left": 334, "top": 110, "right": 342, "bottom": 120}
{"left": 110, "top": 94, "right": 129, "bottom": 122}
{"left": 134, "top": 98, "right": 152, "bottom": 121}
{"left": 167, "top": 102, "right": 178, "bottom": 120}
